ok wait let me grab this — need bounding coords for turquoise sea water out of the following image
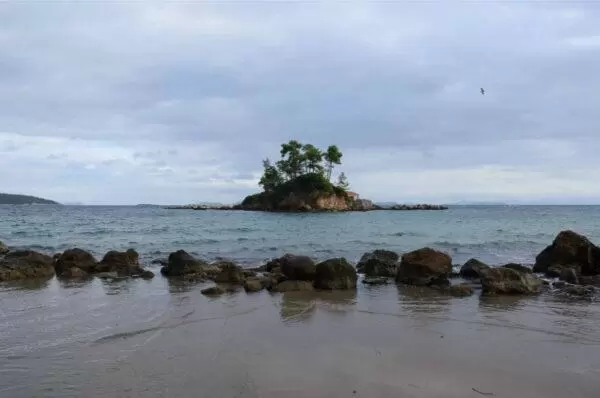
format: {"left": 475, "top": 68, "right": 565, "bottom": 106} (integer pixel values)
{"left": 2, "top": 205, "right": 600, "bottom": 267}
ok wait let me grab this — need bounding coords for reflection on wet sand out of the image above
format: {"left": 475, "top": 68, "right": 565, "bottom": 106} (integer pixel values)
{"left": 396, "top": 284, "right": 452, "bottom": 316}
{"left": 0, "top": 277, "right": 53, "bottom": 291}
{"left": 278, "top": 290, "right": 357, "bottom": 323}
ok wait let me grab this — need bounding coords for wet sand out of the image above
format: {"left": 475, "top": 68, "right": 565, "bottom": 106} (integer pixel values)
{"left": 1, "top": 277, "right": 599, "bottom": 397}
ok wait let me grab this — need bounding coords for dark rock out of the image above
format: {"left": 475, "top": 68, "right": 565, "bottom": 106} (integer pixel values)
{"left": 502, "top": 263, "right": 532, "bottom": 274}
{"left": 362, "top": 277, "right": 389, "bottom": 285}
{"left": 553, "top": 280, "right": 567, "bottom": 289}
{"left": 201, "top": 285, "right": 225, "bottom": 296}
{"left": 546, "top": 265, "right": 566, "bottom": 277}
{"left": 397, "top": 248, "right": 452, "bottom": 286}
{"left": 139, "top": 270, "right": 155, "bottom": 279}
{"left": 55, "top": 248, "right": 98, "bottom": 277}
{"left": 0, "top": 250, "right": 55, "bottom": 281}
{"left": 0, "top": 241, "right": 8, "bottom": 255}
{"left": 459, "top": 258, "right": 490, "bottom": 279}
{"left": 269, "top": 280, "right": 315, "bottom": 292}
{"left": 579, "top": 275, "right": 600, "bottom": 286}
{"left": 356, "top": 250, "right": 399, "bottom": 277}
{"left": 214, "top": 262, "right": 245, "bottom": 284}
{"left": 151, "top": 258, "right": 167, "bottom": 266}
{"left": 243, "top": 279, "right": 265, "bottom": 293}
{"left": 559, "top": 268, "right": 579, "bottom": 284}
{"left": 243, "top": 270, "right": 258, "bottom": 278}
{"left": 95, "top": 272, "right": 119, "bottom": 279}
{"left": 314, "top": 258, "right": 357, "bottom": 290}
{"left": 58, "top": 266, "right": 89, "bottom": 279}
{"left": 97, "top": 249, "right": 145, "bottom": 276}
{"left": 161, "top": 250, "right": 207, "bottom": 277}
{"left": 533, "top": 230, "right": 600, "bottom": 276}
{"left": 279, "top": 254, "right": 316, "bottom": 281}
{"left": 480, "top": 267, "right": 543, "bottom": 295}
{"left": 562, "top": 285, "right": 595, "bottom": 297}
{"left": 445, "top": 284, "right": 475, "bottom": 297}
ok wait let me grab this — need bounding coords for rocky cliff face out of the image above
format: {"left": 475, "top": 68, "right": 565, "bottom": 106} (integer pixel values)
{"left": 278, "top": 193, "right": 350, "bottom": 211}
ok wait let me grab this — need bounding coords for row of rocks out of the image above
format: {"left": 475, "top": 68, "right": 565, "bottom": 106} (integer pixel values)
{"left": 2, "top": 230, "right": 599, "bottom": 298}
{"left": 0, "top": 247, "right": 154, "bottom": 282}
{"left": 200, "top": 254, "right": 358, "bottom": 295}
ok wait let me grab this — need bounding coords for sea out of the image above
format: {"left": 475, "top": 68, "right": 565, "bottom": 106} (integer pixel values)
{"left": 2, "top": 205, "right": 600, "bottom": 266}
{"left": 1, "top": 205, "right": 600, "bottom": 397}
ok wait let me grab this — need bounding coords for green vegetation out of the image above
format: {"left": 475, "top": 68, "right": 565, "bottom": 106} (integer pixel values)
{"left": 242, "top": 141, "right": 350, "bottom": 210}
{"left": 0, "top": 193, "right": 59, "bottom": 205}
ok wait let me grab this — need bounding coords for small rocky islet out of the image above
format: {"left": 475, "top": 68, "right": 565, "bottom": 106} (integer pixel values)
{"left": 1, "top": 230, "right": 599, "bottom": 300}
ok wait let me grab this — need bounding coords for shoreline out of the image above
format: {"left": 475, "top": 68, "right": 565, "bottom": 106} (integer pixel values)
{"left": 164, "top": 203, "right": 449, "bottom": 212}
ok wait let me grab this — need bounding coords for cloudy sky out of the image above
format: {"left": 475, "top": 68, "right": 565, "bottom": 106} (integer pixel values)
{"left": 1, "top": 2, "right": 599, "bottom": 204}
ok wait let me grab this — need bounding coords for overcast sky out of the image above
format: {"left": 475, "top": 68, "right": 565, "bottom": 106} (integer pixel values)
{"left": 1, "top": 2, "right": 599, "bottom": 204}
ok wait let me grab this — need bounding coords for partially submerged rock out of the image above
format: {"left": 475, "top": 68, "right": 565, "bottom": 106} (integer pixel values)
{"left": 279, "top": 254, "right": 316, "bottom": 281}
{"left": 481, "top": 267, "right": 543, "bottom": 295}
{"left": 559, "top": 268, "right": 579, "bottom": 284}
{"left": 0, "top": 241, "right": 9, "bottom": 255}
{"left": 243, "top": 278, "right": 266, "bottom": 293}
{"left": 161, "top": 250, "right": 207, "bottom": 277}
{"left": 356, "top": 250, "right": 399, "bottom": 277}
{"left": 269, "top": 280, "right": 315, "bottom": 293}
{"left": 0, "top": 250, "right": 55, "bottom": 281}
{"left": 201, "top": 285, "right": 225, "bottom": 296}
{"left": 446, "top": 284, "right": 475, "bottom": 297}
{"left": 562, "top": 285, "right": 596, "bottom": 298}
{"left": 459, "top": 258, "right": 490, "bottom": 279}
{"left": 97, "top": 249, "right": 148, "bottom": 277}
{"left": 362, "top": 277, "right": 389, "bottom": 285}
{"left": 214, "top": 262, "right": 245, "bottom": 284}
{"left": 502, "top": 263, "right": 532, "bottom": 274}
{"left": 397, "top": 248, "right": 452, "bottom": 286}
{"left": 60, "top": 267, "right": 90, "bottom": 279}
{"left": 54, "top": 248, "right": 98, "bottom": 277}
{"left": 314, "top": 258, "right": 357, "bottom": 290}
{"left": 534, "top": 230, "right": 600, "bottom": 276}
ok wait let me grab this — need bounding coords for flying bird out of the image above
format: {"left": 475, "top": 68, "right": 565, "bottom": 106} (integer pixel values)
{"left": 480, "top": 88, "right": 485, "bottom": 95}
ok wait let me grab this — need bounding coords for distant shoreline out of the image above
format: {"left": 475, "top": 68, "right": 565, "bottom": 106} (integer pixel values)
{"left": 164, "top": 203, "right": 449, "bottom": 212}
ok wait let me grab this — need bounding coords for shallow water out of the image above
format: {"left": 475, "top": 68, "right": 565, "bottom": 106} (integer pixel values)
{"left": 1, "top": 277, "right": 599, "bottom": 397}
{"left": 2, "top": 205, "right": 600, "bottom": 266}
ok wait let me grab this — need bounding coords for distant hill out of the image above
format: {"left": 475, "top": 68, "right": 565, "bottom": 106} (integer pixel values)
{"left": 0, "top": 193, "right": 59, "bottom": 205}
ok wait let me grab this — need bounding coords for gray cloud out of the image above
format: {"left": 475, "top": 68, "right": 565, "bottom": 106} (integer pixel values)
{"left": 1, "top": 2, "right": 599, "bottom": 204}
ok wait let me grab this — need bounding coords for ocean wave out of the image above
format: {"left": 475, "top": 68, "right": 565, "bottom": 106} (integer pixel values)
{"left": 389, "top": 231, "right": 424, "bottom": 237}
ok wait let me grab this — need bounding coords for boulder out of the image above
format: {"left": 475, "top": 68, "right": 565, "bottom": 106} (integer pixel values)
{"left": 54, "top": 248, "right": 98, "bottom": 277}
{"left": 269, "top": 280, "right": 315, "bottom": 293}
{"left": 533, "top": 230, "right": 600, "bottom": 276}
{"left": 356, "top": 250, "right": 399, "bottom": 277}
{"left": 214, "top": 262, "right": 245, "bottom": 284}
{"left": 502, "top": 263, "right": 532, "bottom": 274}
{"left": 201, "top": 285, "right": 225, "bottom": 296}
{"left": 362, "top": 277, "right": 389, "bottom": 285}
{"left": 0, "top": 241, "right": 8, "bottom": 255}
{"left": 279, "top": 254, "right": 316, "bottom": 281}
{"left": 480, "top": 267, "right": 543, "bottom": 295}
{"left": 97, "top": 249, "right": 146, "bottom": 276}
{"left": 559, "top": 268, "right": 579, "bottom": 284}
{"left": 397, "top": 248, "right": 452, "bottom": 286}
{"left": 0, "top": 250, "right": 55, "bottom": 281}
{"left": 459, "top": 258, "right": 490, "bottom": 279}
{"left": 314, "top": 258, "right": 357, "bottom": 290}
{"left": 243, "top": 278, "right": 265, "bottom": 293}
{"left": 161, "top": 250, "right": 207, "bottom": 277}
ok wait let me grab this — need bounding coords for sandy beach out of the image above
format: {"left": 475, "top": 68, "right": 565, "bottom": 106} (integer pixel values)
{"left": 1, "top": 277, "right": 598, "bottom": 398}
